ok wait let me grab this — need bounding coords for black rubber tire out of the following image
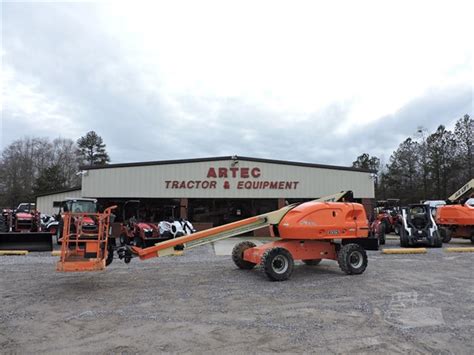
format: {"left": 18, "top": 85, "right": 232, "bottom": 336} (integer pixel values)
{"left": 432, "top": 230, "right": 443, "bottom": 248}
{"left": 0, "top": 215, "right": 9, "bottom": 232}
{"left": 105, "top": 244, "right": 114, "bottom": 266}
{"left": 379, "top": 224, "right": 386, "bottom": 245}
{"left": 337, "top": 243, "right": 368, "bottom": 275}
{"left": 394, "top": 223, "right": 401, "bottom": 236}
{"left": 439, "top": 227, "right": 452, "bottom": 243}
{"left": 470, "top": 231, "right": 474, "bottom": 244}
{"left": 232, "top": 241, "right": 257, "bottom": 269}
{"left": 382, "top": 219, "right": 391, "bottom": 234}
{"left": 119, "top": 234, "right": 130, "bottom": 246}
{"left": 302, "top": 259, "right": 322, "bottom": 266}
{"left": 261, "top": 247, "right": 294, "bottom": 281}
{"left": 400, "top": 228, "right": 409, "bottom": 247}
{"left": 134, "top": 236, "right": 144, "bottom": 248}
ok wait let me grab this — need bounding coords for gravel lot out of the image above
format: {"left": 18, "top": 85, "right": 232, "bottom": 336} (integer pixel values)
{"left": 1, "top": 236, "right": 473, "bottom": 354}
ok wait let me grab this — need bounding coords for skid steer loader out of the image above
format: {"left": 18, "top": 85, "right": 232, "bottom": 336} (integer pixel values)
{"left": 399, "top": 204, "right": 442, "bottom": 248}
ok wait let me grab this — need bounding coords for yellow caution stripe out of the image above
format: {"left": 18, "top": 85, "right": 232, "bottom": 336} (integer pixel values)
{"left": 0, "top": 250, "right": 29, "bottom": 255}
{"left": 445, "top": 247, "right": 474, "bottom": 253}
{"left": 51, "top": 250, "right": 61, "bottom": 256}
{"left": 382, "top": 248, "right": 427, "bottom": 254}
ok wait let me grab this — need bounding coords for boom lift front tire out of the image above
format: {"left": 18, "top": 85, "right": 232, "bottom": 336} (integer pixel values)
{"left": 231, "top": 241, "right": 257, "bottom": 269}
{"left": 261, "top": 247, "right": 294, "bottom": 281}
{"left": 302, "top": 259, "right": 322, "bottom": 265}
{"left": 337, "top": 243, "right": 367, "bottom": 275}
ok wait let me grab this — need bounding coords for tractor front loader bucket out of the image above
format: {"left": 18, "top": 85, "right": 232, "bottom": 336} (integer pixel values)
{"left": 0, "top": 232, "right": 53, "bottom": 251}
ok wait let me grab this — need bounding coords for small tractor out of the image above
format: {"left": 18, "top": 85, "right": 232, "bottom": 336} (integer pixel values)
{"left": 119, "top": 200, "right": 195, "bottom": 248}
{"left": 369, "top": 218, "right": 386, "bottom": 245}
{"left": 0, "top": 203, "right": 52, "bottom": 251}
{"left": 48, "top": 198, "right": 100, "bottom": 244}
{"left": 399, "top": 204, "right": 442, "bottom": 248}
{"left": 56, "top": 191, "right": 379, "bottom": 281}
{"left": 374, "top": 199, "right": 402, "bottom": 235}
{"left": 436, "top": 179, "right": 474, "bottom": 243}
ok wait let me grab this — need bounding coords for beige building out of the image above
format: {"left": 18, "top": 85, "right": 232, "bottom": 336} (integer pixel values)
{"left": 37, "top": 156, "right": 375, "bottom": 229}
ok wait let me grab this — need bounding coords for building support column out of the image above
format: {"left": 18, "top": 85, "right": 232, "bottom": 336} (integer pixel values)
{"left": 180, "top": 198, "right": 188, "bottom": 219}
{"left": 278, "top": 198, "right": 286, "bottom": 209}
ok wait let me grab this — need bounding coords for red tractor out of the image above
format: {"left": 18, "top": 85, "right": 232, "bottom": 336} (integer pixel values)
{"left": 118, "top": 200, "right": 163, "bottom": 248}
{"left": 0, "top": 203, "right": 52, "bottom": 251}
{"left": 374, "top": 199, "right": 402, "bottom": 235}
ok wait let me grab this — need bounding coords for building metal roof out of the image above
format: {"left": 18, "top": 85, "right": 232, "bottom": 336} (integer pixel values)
{"left": 80, "top": 156, "right": 374, "bottom": 173}
{"left": 35, "top": 187, "right": 81, "bottom": 198}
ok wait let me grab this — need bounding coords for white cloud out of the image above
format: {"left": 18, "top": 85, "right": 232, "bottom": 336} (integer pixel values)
{"left": 2, "top": 0, "right": 472, "bottom": 163}
{"left": 99, "top": 0, "right": 472, "bottom": 123}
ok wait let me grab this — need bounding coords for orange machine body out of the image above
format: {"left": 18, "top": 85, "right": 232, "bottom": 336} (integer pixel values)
{"left": 436, "top": 204, "right": 474, "bottom": 239}
{"left": 277, "top": 202, "right": 369, "bottom": 240}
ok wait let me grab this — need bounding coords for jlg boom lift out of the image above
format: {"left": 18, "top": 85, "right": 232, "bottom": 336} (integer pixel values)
{"left": 57, "top": 191, "right": 377, "bottom": 281}
{"left": 436, "top": 179, "right": 474, "bottom": 243}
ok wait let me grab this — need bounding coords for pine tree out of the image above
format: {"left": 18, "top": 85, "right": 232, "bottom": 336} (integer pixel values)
{"left": 77, "top": 131, "right": 110, "bottom": 166}
{"left": 454, "top": 114, "right": 473, "bottom": 183}
{"left": 33, "top": 164, "right": 67, "bottom": 195}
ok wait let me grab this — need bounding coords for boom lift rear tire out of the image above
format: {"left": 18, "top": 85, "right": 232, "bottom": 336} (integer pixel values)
{"left": 337, "top": 243, "right": 367, "bottom": 275}
{"left": 261, "top": 247, "right": 294, "bottom": 281}
{"left": 232, "top": 241, "right": 257, "bottom": 270}
{"left": 302, "top": 259, "right": 322, "bottom": 265}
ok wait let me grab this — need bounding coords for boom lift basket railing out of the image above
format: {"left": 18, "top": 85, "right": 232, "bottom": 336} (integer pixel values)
{"left": 56, "top": 206, "right": 116, "bottom": 272}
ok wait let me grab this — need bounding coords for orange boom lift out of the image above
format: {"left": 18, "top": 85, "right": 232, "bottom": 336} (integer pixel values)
{"left": 436, "top": 179, "right": 474, "bottom": 243}
{"left": 57, "top": 192, "right": 378, "bottom": 280}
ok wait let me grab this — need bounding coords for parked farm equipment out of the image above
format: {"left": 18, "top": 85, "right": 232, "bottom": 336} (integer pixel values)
{"left": 119, "top": 200, "right": 196, "bottom": 248}
{"left": 399, "top": 204, "right": 442, "bottom": 247}
{"left": 0, "top": 203, "right": 52, "bottom": 251}
{"left": 374, "top": 199, "right": 402, "bottom": 235}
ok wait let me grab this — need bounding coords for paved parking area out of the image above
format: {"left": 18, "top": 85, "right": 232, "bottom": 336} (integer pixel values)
{"left": 1, "top": 237, "right": 473, "bottom": 353}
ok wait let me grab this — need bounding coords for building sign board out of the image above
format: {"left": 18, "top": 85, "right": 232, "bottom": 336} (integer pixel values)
{"left": 165, "top": 166, "right": 300, "bottom": 190}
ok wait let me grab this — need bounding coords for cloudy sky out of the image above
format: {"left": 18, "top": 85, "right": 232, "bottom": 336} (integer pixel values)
{"left": 2, "top": 0, "right": 472, "bottom": 167}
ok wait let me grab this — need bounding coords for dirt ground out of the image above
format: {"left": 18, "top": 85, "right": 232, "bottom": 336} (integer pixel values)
{"left": 1, "top": 236, "right": 473, "bottom": 354}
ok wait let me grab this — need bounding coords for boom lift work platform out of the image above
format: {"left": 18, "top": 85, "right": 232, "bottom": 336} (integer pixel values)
{"left": 57, "top": 206, "right": 116, "bottom": 272}
{"left": 57, "top": 191, "right": 378, "bottom": 280}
